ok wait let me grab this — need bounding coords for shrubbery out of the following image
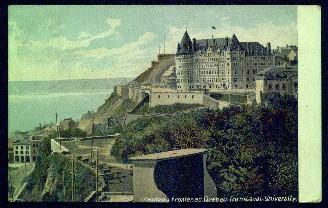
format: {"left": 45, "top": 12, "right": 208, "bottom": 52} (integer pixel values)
{"left": 111, "top": 93, "right": 298, "bottom": 197}
{"left": 134, "top": 103, "right": 202, "bottom": 114}
{"left": 22, "top": 137, "right": 96, "bottom": 201}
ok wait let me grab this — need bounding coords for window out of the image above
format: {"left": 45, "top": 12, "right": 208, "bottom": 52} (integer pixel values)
{"left": 275, "top": 84, "right": 279, "bottom": 90}
{"left": 26, "top": 151, "right": 29, "bottom": 154}
{"left": 33, "top": 156, "right": 36, "bottom": 161}
{"left": 282, "top": 84, "right": 286, "bottom": 90}
{"left": 158, "top": 95, "right": 160, "bottom": 99}
{"left": 21, "top": 156, "right": 24, "bottom": 162}
{"left": 167, "top": 95, "right": 170, "bottom": 98}
{"left": 15, "top": 156, "right": 19, "bottom": 162}
{"left": 20, "top": 146, "right": 23, "bottom": 150}
{"left": 15, "top": 151, "right": 18, "bottom": 154}
{"left": 26, "top": 146, "right": 29, "bottom": 150}
{"left": 185, "top": 95, "right": 187, "bottom": 99}
{"left": 192, "top": 95, "right": 194, "bottom": 99}
{"left": 268, "top": 84, "right": 272, "bottom": 90}
{"left": 26, "top": 156, "right": 30, "bottom": 162}
{"left": 21, "top": 151, "right": 23, "bottom": 154}
{"left": 15, "top": 146, "right": 18, "bottom": 149}
{"left": 246, "top": 85, "right": 248, "bottom": 88}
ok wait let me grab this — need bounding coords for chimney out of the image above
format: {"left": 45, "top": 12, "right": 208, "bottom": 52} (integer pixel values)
{"left": 192, "top": 38, "right": 196, "bottom": 51}
{"left": 267, "top": 42, "right": 271, "bottom": 53}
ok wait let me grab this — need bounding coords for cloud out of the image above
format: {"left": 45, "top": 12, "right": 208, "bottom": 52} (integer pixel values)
{"left": 28, "top": 17, "right": 122, "bottom": 51}
{"left": 78, "top": 31, "right": 91, "bottom": 40}
{"left": 75, "top": 31, "right": 156, "bottom": 59}
{"left": 107, "top": 18, "right": 121, "bottom": 28}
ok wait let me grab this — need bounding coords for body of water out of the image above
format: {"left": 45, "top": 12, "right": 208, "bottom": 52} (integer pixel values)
{"left": 8, "top": 78, "right": 131, "bottom": 134}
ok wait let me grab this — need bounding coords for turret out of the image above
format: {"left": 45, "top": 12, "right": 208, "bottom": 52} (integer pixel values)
{"left": 176, "top": 30, "right": 193, "bottom": 55}
{"left": 267, "top": 42, "right": 271, "bottom": 54}
{"left": 231, "top": 34, "right": 239, "bottom": 50}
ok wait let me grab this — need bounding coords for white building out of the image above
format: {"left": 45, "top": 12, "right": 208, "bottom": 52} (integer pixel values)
{"left": 13, "top": 136, "right": 42, "bottom": 163}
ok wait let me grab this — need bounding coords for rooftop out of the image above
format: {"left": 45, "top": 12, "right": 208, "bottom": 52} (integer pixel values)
{"left": 256, "top": 65, "right": 298, "bottom": 80}
{"left": 14, "top": 138, "right": 31, "bottom": 145}
{"left": 129, "top": 148, "right": 207, "bottom": 161}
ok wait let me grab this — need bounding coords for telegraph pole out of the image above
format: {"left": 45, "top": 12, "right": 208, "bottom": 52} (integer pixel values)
{"left": 71, "top": 154, "right": 75, "bottom": 202}
{"left": 24, "top": 154, "right": 27, "bottom": 178}
{"left": 96, "top": 150, "right": 99, "bottom": 202}
{"left": 63, "top": 171, "right": 66, "bottom": 202}
{"left": 91, "top": 123, "right": 94, "bottom": 161}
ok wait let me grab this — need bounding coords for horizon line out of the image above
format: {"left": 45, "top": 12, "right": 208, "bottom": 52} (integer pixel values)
{"left": 8, "top": 76, "right": 135, "bottom": 82}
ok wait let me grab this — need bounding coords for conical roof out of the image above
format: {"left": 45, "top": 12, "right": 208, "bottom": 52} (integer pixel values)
{"left": 176, "top": 31, "right": 192, "bottom": 54}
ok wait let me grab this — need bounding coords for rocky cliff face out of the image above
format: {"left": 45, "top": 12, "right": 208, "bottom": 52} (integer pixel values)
{"left": 78, "top": 93, "right": 136, "bottom": 134}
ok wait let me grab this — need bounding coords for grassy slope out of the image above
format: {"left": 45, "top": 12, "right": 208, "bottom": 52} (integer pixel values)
{"left": 78, "top": 92, "right": 136, "bottom": 133}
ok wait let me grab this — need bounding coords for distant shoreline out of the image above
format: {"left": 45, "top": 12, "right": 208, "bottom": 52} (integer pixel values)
{"left": 8, "top": 77, "right": 134, "bottom": 83}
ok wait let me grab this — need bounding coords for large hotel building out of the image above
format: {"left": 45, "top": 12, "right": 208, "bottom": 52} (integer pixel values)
{"left": 175, "top": 31, "right": 275, "bottom": 91}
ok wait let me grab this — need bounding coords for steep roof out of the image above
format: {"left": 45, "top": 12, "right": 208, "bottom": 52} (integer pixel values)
{"left": 195, "top": 38, "right": 230, "bottom": 51}
{"left": 176, "top": 31, "right": 193, "bottom": 54}
{"left": 176, "top": 32, "right": 271, "bottom": 55}
{"left": 239, "top": 42, "right": 271, "bottom": 55}
{"left": 256, "top": 65, "right": 298, "bottom": 80}
{"left": 14, "top": 137, "right": 31, "bottom": 145}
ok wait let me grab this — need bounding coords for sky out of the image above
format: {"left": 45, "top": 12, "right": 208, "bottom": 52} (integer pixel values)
{"left": 9, "top": 5, "right": 297, "bottom": 81}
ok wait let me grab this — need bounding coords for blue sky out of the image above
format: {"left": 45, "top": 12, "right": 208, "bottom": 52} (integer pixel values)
{"left": 9, "top": 5, "right": 297, "bottom": 81}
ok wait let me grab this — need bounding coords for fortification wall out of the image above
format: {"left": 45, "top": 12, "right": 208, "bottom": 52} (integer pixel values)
{"left": 149, "top": 90, "right": 204, "bottom": 107}
{"left": 114, "top": 85, "right": 129, "bottom": 99}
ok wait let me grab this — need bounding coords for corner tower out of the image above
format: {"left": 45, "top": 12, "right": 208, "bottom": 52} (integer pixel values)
{"left": 175, "top": 30, "right": 194, "bottom": 91}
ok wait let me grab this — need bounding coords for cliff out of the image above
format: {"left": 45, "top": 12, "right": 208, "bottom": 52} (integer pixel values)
{"left": 78, "top": 92, "right": 136, "bottom": 133}
{"left": 78, "top": 54, "right": 175, "bottom": 134}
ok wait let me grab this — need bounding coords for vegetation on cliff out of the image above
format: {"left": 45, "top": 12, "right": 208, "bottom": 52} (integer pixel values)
{"left": 21, "top": 138, "right": 96, "bottom": 201}
{"left": 111, "top": 92, "right": 298, "bottom": 197}
{"left": 134, "top": 103, "right": 203, "bottom": 114}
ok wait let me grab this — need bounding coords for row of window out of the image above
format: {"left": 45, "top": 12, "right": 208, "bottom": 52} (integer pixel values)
{"left": 233, "top": 77, "right": 256, "bottom": 82}
{"left": 15, "top": 145, "right": 29, "bottom": 150}
{"left": 267, "top": 83, "right": 287, "bottom": 91}
{"left": 15, "top": 151, "right": 29, "bottom": 155}
{"left": 15, "top": 144, "right": 39, "bottom": 149}
{"left": 177, "top": 84, "right": 232, "bottom": 89}
{"left": 14, "top": 156, "right": 37, "bottom": 162}
{"left": 157, "top": 94, "right": 195, "bottom": 99}
{"left": 177, "top": 77, "right": 227, "bottom": 83}
{"left": 177, "top": 70, "right": 219, "bottom": 76}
